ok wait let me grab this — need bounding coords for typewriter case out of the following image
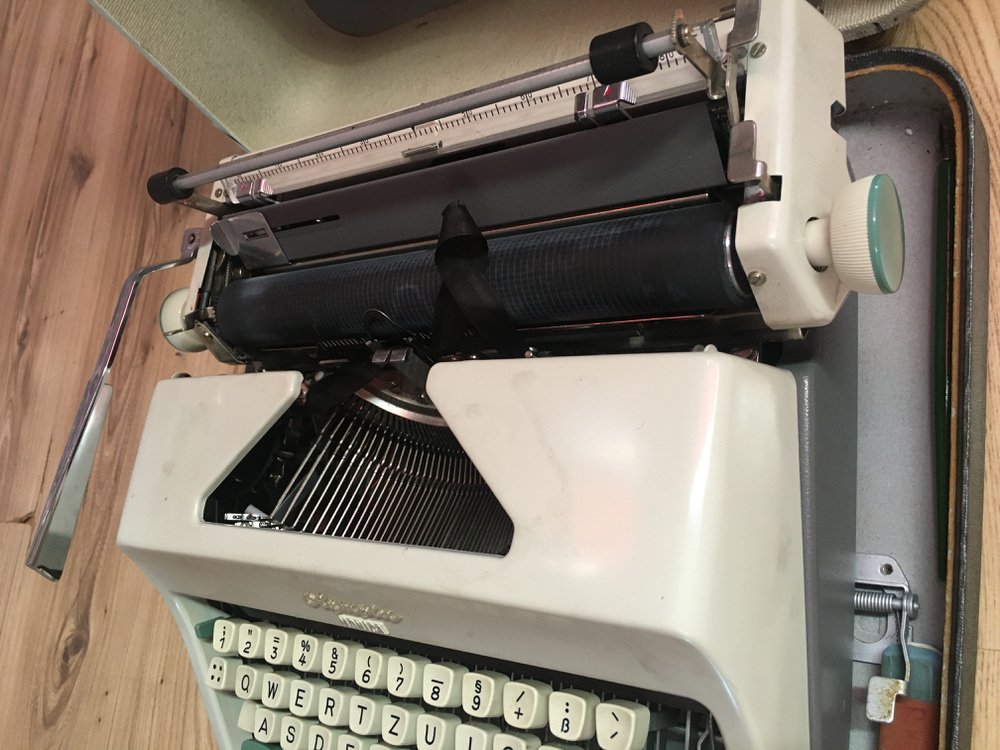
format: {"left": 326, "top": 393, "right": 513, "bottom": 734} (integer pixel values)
{"left": 113, "top": 49, "right": 989, "bottom": 750}
{"left": 835, "top": 49, "right": 988, "bottom": 749}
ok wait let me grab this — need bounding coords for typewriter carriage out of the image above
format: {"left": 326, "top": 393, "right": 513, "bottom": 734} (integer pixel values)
{"left": 27, "top": 2, "right": 991, "bottom": 749}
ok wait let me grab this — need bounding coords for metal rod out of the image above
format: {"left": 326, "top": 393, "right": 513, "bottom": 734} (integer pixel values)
{"left": 26, "top": 231, "right": 200, "bottom": 579}
{"left": 271, "top": 411, "right": 337, "bottom": 523}
{"left": 170, "top": 31, "right": 676, "bottom": 192}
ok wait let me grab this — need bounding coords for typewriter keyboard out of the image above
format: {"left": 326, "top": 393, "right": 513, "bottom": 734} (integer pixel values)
{"left": 197, "top": 616, "right": 721, "bottom": 750}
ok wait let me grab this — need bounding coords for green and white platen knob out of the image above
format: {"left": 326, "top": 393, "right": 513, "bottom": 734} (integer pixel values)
{"left": 829, "top": 174, "right": 905, "bottom": 294}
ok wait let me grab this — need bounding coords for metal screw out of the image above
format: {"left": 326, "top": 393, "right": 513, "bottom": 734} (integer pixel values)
{"left": 750, "top": 42, "right": 767, "bottom": 58}
{"left": 214, "top": 188, "right": 224, "bottom": 198}
{"left": 747, "top": 271, "right": 767, "bottom": 286}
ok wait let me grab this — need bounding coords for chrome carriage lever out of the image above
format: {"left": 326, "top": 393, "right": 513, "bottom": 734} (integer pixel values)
{"left": 25, "top": 228, "right": 202, "bottom": 580}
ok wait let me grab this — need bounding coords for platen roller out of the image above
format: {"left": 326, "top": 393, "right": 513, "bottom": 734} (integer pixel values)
{"left": 215, "top": 202, "right": 750, "bottom": 351}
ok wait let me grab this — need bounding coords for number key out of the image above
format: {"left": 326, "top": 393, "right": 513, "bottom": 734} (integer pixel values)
{"left": 355, "top": 647, "right": 396, "bottom": 690}
{"left": 212, "top": 618, "right": 246, "bottom": 655}
{"left": 293, "top": 633, "right": 322, "bottom": 673}
{"left": 422, "top": 663, "right": 467, "bottom": 708}
{"left": 387, "top": 654, "right": 429, "bottom": 698}
{"left": 462, "top": 671, "right": 507, "bottom": 718}
{"left": 237, "top": 621, "right": 266, "bottom": 659}
{"left": 264, "top": 627, "right": 301, "bottom": 666}
{"left": 502, "top": 680, "right": 551, "bottom": 730}
{"left": 322, "top": 639, "right": 361, "bottom": 680}
{"left": 548, "top": 690, "right": 599, "bottom": 741}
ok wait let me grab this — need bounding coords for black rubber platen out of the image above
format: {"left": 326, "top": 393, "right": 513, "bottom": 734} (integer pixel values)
{"left": 215, "top": 202, "right": 749, "bottom": 351}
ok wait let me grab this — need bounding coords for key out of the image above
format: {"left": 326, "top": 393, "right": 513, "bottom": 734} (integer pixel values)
{"left": 387, "top": 654, "right": 430, "bottom": 699}
{"left": 540, "top": 745, "right": 580, "bottom": 750}
{"left": 502, "top": 681, "right": 551, "bottom": 730}
{"left": 493, "top": 732, "right": 541, "bottom": 750}
{"left": 254, "top": 706, "right": 286, "bottom": 743}
{"left": 213, "top": 618, "right": 247, "bottom": 655}
{"left": 355, "top": 648, "right": 396, "bottom": 690}
{"left": 238, "top": 622, "right": 268, "bottom": 660}
{"left": 265, "top": 628, "right": 302, "bottom": 666}
{"left": 244, "top": 740, "right": 282, "bottom": 750}
{"left": 349, "top": 694, "right": 392, "bottom": 735}
{"left": 236, "top": 664, "right": 274, "bottom": 701}
{"left": 262, "top": 671, "right": 298, "bottom": 710}
{"left": 282, "top": 715, "right": 308, "bottom": 750}
{"left": 205, "top": 656, "right": 241, "bottom": 691}
{"left": 308, "top": 724, "right": 347, "bottom": 750}
{"left": 195, "top": 616, "right": 224, "bottom": 640}
{"left": 318, "top": 686, "right": 358, "bottom": 727}
{"left": 455, "top": 722, "right": 500, "bottom": 750}
{"left": 462, "top": 671, "right": 507, "bottom": 718}
{"left": 289, "top": 678, "right": 328, "bottom": 717}
{"left": 548, "top": 690, "right": 599, "bottom": 741}
{"left": 339, "top": 734, "right": 377, "bottom": 750}
{"left": 238, "top": 700, "right": 259, "bottom": 732}
{"left": 380, "top": 702, "right": 424, "bottom": 746}
{"left": 595, "top": 700, "right": 650, "bottom": 750}
{"left": 423, "top": 663, "right": 468, "bottom": 708}
{"left": 322, "top": 640, "right": 362, "bottom": 681}
{"left": 416, "top": 713, "right": 461, "bottom": 750}
{"left": 293, "top": 634, "right": 323, "bottom": 673}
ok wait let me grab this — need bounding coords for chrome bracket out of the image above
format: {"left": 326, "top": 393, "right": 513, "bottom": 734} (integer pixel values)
{"left": 193, "top": 319, "right": 244, "bottom": 364}
{"left": 672, "top": 12, "right": 726, "bottom": 100}
{"left": 573, "top": 81, "right": 637, "bottom": 125}
{"left": 853, "top": 553, "right": 919, "bottom": 664}
{"left": 224, "top": 513, "right": 286, "bottom": 530}
{"left": 234, "top": 176, "right": 276, "bottom": 208}
{"left": 727, "top": 0, "right": 761, "bottom": 49}
{"left": 866, "top": 670, "right": 909, "bottom": 724}
{"left": 726, "top": 120, "right": 775, "bottom": 201}
{"left": 723, "top": 46, "right": 741, "bottom": 127}
{"left": 854, "top": 553, "right": 918, "bottom": 722}
{"left": 210, "top": 211, "right": 289, "bottom": 270}
{"left": 371, "top": 346, "right": 432, "bottom": 394}
{"left": 721, "top": 0, "right": 760, "bottom": 129}
{"left": 179, "top": 193, "right": 230, "bottom": 216}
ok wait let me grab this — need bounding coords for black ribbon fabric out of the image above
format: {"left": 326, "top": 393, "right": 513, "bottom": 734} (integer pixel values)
{"left": 430, "top": 201, "right": 526, "bottom": 358}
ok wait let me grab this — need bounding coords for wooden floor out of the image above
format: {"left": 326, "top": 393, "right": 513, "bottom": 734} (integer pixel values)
{"left": 0, "top": 1, "right": 996, "bottom": 748}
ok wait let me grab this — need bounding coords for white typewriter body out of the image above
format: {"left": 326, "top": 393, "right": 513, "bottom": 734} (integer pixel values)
{"left": 28, "top": 0, "right": 915, "bottom": 748}
{"left": 120, "top": 352, "right": 807, "bottom": 750}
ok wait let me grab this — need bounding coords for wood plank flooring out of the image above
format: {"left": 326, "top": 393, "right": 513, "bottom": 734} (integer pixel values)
{"left": 0, "top": 1, "right": 233, "bottom": 747}
{"left": 0, "top": 0, "right": 997, "bottom": 747}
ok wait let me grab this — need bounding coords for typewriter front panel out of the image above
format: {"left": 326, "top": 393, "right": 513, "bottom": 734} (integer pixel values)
{"left": 119, "top": 352, "right": 806, "bottom": 750}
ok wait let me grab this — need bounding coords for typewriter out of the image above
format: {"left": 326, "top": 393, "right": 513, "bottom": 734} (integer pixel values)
{"left": 27, "top": 0, "right": 991, "bottom": 748}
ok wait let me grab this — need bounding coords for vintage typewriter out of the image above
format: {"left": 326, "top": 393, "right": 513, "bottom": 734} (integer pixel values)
{"left": 25, "top": 0, "right": 992, "bottom": 748}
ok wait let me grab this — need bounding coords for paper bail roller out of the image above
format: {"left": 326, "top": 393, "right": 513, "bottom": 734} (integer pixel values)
{"left": 215, "top": 202, "right": 750, "bottom": 351}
